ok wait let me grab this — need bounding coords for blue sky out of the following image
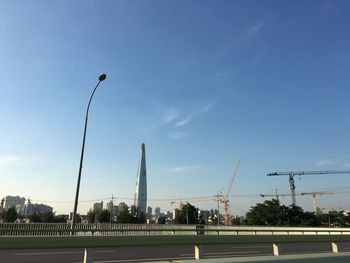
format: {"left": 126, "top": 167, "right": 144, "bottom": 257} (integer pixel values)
{"left": 1, "top": 0, "right": 350, "bottom": 215}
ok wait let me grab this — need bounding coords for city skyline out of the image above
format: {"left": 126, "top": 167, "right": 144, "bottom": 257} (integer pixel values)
{"left": 1, "top": 1, "right": 350, "bottom": 216}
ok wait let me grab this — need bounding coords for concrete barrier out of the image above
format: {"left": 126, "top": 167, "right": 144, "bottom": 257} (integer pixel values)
{"left": 1, "top": 225, "right": 350, "bottom": 263}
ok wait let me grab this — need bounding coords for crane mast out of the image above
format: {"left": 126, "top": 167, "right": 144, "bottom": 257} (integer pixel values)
{"left": 260, "top": 191, "right": 333, "bottom": 213}
{"left": 267, "top": 170, "right": 350, "bottom": 206}
{"left": 221, "top": 159, "right": 241, "bottom": 225}
{"left": 301, "top": 192, "right": 333, "bottom": 213}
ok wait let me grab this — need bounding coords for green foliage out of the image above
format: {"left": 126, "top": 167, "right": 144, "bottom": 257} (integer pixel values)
{"left": 230, "top": 216, "right": 241, "bottom": 225}
{"left": 28, "top": 212, "right": 68, "bottom": 223}
{"left": 29, "top": 213, "right": 42, "bottom": 223}
{"left": 116, "top": 206, "right": 132, "bottom": 223}
{"left": 97, "top": 209, "right": 111, "bottom": 223}
{"left": 174, "top": 203, "right": 199, "bottom": 224}
{"left": 55, "top": 215, "right": 67, "bottom": 223}
{"left": 245, "top": 199, "right": 282, "bottom": 225}
{"left": 319, "top": 210, "right": 350, "bottom": 227}
{"left": 3, "top": 207, "right": 18, "bottom": 222}
{"left": 115, "top": 205, "right": 146, "bottom": 224}
{"left": 244, "top": 199, "right": 321, "bottom": 226}
{"left": 87, "top": 208, "right": 113, "bottom": 224}
{"left": 42, "top": 211, "right": 56, "bottom": 223}
{"left": 87, "top": 209, "right": 96, "bottom": 223}
{"left": 74, "top": 214, "right": 82, "bottom": 223}
{"left": 157, "top": 215, "right": 167, "bottom": 224}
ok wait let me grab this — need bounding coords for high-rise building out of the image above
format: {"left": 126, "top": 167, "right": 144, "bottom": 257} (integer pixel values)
{"left": 155, "top": 207, "right": 161, "bottom": 216}
{"left": 93, "top": 201, "right": 103, "bottom": 212}
{"left": 4, "top": 196, "right": 26, "bottom": 215}
{"left": 134, "top": 143, "right": 147, "bottom": 213}
{"left": 147, "top": 206, "right": 152, "bottom": 215}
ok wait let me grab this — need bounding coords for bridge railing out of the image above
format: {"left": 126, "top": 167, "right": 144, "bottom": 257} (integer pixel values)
{"left": 0, "top": 223, "right": 350, "bottom": 236}
{"left": 1, "top": 224, "right": 350, "bottom": 262}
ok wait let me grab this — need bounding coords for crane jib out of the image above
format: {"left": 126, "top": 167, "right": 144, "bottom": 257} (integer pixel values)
{"left": 267, "top": 170, "right": 350, "bottom": 176}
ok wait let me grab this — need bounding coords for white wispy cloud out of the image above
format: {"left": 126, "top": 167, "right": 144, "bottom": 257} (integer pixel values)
{"left": 148, "top": 100, "right": 216, "bottom": 140}
{"left": 172, "top": 102, "right": 216, "bottom": 128}
{"left": 245, "top": 21, "right": 265, "bottom": 37}
{"left": 316, "top": 159, "right": 336, "bottom": 166}
{"left": 161, "top": 109, "right": 179, "bottom": 125}
{"left": 167, "top": 165, "right": 201, "bottom": 173}
{"left": 0, "top": 155, "right": 20, "bottom": 165}
{"left": 173, "top": 118, "right": 191, "bottom": 128}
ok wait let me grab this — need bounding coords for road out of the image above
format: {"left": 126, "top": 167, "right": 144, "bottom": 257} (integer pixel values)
{"left": 0, "top": 242, "right": 350, "bottom": 263}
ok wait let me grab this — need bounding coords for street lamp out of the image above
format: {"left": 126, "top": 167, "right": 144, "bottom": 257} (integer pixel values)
{"left": 71, "top": 74, "right": 107, "bottom": 234}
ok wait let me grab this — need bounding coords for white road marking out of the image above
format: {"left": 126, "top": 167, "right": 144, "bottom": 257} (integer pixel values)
{"left": 84, "top": 256, "right": 192, "bottom": 263}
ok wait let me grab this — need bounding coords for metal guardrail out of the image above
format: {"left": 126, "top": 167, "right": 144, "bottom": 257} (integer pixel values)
{"left": 1, "top": 223, "right": 350, "bottom": 236}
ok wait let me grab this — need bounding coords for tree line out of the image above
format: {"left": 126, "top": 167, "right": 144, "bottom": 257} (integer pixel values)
{"left": 241, "top": 199, "right": 350, "bottom": 227}
{"left": 87, "top": 204, "right": 146, "bottom": 224}
{"left": 0, "top": 207, "right": 69, "bottom": 223}
{"left": 1, "top": 200, "right": 349, "bottom": 226}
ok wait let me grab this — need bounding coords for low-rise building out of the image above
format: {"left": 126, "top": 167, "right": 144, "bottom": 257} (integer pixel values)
{"left": 24, "top": 203, "right": 53, "bottom": 216}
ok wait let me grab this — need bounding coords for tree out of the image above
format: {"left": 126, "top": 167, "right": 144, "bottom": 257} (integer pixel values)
{"left": 42, "top": 211, "right": 56, "bottom": 223}
{"left": 116, "top": 205, "right": 146, "bottom": 224}
{"left": 97, "top": 209, "right": 111, "bottom": 223}
{"left": 55, "top": 215, "right": 67, "bottom": 223}
{"left": 230, "top": 216, "right": 241, "bottom": 225}
{"left": 130, "top": 207, "right": 146, "bottom": 224}
{"left": 29, "top": 213, "right": 42, "bottom": 223}
{"left": 158, "top": 215, "right": 167, "bottom": 224}
{"left": 4, "top": 207, "right": 18, "bottom": 222}
{"left": 245, "top": 199, "right": 282, "bottom": 225}
{"left": 87, "top": 209, "right": 96, "bottom": 223}
{"left": 116, "top": 206, "right": 133, "bottom": 223}
{"left": 174, "top": 203, "right": 199, "bottom": 224}
{"left": 245, "top": 199, "right": 321, "bottom": 226}
{"left": 74, "top": 213, "right": 82, "bottom": 224}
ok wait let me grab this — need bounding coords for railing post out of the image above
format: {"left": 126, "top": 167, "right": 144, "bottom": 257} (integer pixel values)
{"left": 84, "top": 248, "right": 93, "bottom": 263}
{"left": 273, "top": 243, "right": 279, "bottom": 256}
{"left": 195, "top": 245, "right": 204, "bottom": 260}
{"left": 332, "top": 242, "right": 338, "bottom": 253}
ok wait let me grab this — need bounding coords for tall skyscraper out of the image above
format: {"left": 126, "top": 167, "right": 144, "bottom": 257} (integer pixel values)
{"left": 134, "top": 143, "right": 147, "bottom": 213}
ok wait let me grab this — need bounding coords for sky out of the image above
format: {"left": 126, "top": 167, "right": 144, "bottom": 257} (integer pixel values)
{"left": 1, "top": 0, "right": 350, "bottom": 216}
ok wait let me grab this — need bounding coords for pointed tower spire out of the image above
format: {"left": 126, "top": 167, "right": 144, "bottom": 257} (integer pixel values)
{"left": 134, "top": 143, "right": 147, "bottom": 213}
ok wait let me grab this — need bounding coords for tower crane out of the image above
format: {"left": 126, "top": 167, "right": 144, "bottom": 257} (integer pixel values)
{"left": 220, "top": 159, "right": 241, "bottom": 225}
{"left": 267, "top": 170, "right": 350, "bottom": 206}
{"left": 260, "top": 191, "right": 333, "bottom": 214}
{"left": 260, "top": 192, "right": 292, "bottom": 201}
{"left": 301, "top": 192, "right": 333, "bottom": 214}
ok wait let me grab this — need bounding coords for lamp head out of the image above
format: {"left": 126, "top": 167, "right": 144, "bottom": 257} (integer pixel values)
{"left": 99, "top": 74, "right": 107, "bottom": 81}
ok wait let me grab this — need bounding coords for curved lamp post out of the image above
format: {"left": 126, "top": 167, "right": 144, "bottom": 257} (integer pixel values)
{"left": 71, "top": 74, "right": 107, "bottom": 233}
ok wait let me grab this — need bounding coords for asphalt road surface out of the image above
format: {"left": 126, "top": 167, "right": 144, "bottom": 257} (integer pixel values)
{"left": 1, "top": 242, "right": 350, "bottom": 263}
